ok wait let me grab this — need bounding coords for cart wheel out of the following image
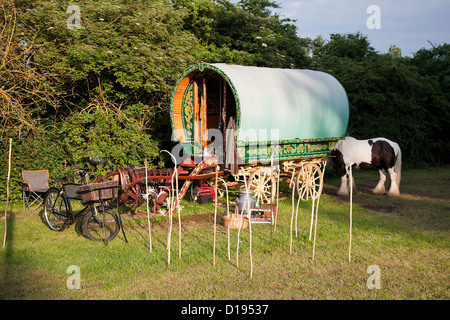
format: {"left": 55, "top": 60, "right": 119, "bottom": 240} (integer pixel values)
{"left": 82, "top": 207, "right": 120, "bottom": 242}
{"left": 43, "top": 188, "right": 69, "bottom": 232}
{"left": 249, "top": 168, "right": 276, "bottom": 207}
{"left": 296, "top": 163, "right": 323, "bottom": 201}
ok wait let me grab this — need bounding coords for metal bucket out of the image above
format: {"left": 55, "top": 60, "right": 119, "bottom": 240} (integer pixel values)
{"left": 237, "top": 190, "right": 255, "bottom": 216}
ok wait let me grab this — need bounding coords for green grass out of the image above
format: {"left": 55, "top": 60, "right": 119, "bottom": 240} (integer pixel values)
{"left": 1, "top": 166, "right": 449, "bottom": 300}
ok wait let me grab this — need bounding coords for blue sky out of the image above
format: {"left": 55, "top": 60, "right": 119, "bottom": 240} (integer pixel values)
{"left": 234, "top": 0, "right": 450, "bottom": 57}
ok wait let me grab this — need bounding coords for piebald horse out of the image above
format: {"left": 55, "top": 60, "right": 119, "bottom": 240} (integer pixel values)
{"left": 330, "top": 137, "right": 402, "bottom": 196}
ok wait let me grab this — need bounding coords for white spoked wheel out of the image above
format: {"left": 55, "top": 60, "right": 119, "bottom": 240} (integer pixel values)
{"left": 249, "top": 168, "right": 276, "bottom": 207}
{"left": 296, "top": 163, "right": 323, "bottom": 201}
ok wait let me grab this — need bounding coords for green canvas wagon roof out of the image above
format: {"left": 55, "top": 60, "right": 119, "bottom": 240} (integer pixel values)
{"left": 170, "top": 63, "right": 349, "bottom": 145}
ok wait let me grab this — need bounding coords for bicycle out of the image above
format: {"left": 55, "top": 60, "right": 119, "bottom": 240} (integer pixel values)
{"left": 43, "top": 167, "right": 121, "bottom": 242}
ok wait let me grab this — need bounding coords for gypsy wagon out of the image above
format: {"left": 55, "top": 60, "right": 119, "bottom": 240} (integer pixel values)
{"left": 97, "top": 63, "right": 349, "bottom": 214}
{"left": 169, "top": 63, "right": 349, "bottom": 205}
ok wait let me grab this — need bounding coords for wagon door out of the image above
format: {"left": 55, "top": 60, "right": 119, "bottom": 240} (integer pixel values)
{"left": 180, "top": 78, "right": 207, "bottom": 155}
{"left": 194, "top": 78, "right": 208, "bottom": 150}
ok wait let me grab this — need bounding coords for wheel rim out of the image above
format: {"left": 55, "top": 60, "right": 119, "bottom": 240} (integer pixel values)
{"left": 44, "top": 190, "right": 67, "bottom": 231}
{"left": 83, "top": 209, "right": 119, "bottom": 241}
{"left": 297, "top": 163, "right": 323, "bottom": 200}
{"left": 249, "top": 168, "right": 276, "bottom": 206}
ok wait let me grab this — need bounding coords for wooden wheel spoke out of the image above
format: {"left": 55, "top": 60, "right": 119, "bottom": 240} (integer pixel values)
{"left": 249, "top": 168, "right": 276, "bottom": 206}
{"left": 297, "top": 163, "right": 323, "bottom": 200}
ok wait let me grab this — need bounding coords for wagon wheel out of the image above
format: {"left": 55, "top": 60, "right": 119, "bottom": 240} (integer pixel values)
{"left": 249, "top": 168, "right": 276, "bottom": 207}
{"left": 296, "top": 163, "right": 323, "bottom": 201}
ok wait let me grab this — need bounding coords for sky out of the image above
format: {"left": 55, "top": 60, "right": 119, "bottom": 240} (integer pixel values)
{"left": 239, "top": 0, "right": 450, "bottom": 57}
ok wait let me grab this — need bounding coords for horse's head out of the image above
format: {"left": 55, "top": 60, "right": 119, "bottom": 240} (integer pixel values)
{"left": 327, "top": 139, "right": 344, "bottom": 166}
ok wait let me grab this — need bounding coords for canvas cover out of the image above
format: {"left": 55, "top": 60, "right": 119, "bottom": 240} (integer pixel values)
{"left": 209, "top": 63, "right": 349, "bottom": 143}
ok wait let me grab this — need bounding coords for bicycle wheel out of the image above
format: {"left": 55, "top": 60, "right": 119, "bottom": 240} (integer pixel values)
{"left": 43, "top": 188, "right": 69, "bottom": 232}
{"left": 82, "top": 207, "right": 120, "bottom": 242}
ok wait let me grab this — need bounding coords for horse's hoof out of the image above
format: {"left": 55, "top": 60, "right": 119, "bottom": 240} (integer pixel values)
{"left": 337, "top": 190, "right": 349, "bottom": 197}
{"left": 372, "top": 188, "right": 385, "bottom": 195}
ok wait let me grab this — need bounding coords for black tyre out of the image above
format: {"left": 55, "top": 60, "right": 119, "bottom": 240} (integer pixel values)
{"left": 43, "top": 188, "right": 69, "bottom": 232}
{"left": 82, "top": 207, "right": 120, "bottom": 242}
{"left": 190, "top": 186, "right": 199, "bottom": 202}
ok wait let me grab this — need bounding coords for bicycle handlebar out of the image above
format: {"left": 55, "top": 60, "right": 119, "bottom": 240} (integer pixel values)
{"left": 70, "top": 166, "right": 89, "bottom": 184}
{"left": 71, "top": 166, "right": 87, "bottom": 173}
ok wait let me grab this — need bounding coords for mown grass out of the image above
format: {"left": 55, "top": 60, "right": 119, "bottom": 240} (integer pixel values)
{"left": 0, "top": 166, "right": 449, "bottom": 300}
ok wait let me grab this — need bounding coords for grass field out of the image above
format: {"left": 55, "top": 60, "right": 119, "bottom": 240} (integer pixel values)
{"left": 0, "top": 166, "right": 449, "bottom": 300}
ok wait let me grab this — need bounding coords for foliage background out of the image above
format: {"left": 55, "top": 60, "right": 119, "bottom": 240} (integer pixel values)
{"left": 1, "top": 0, "right": 449, "bottom": 201}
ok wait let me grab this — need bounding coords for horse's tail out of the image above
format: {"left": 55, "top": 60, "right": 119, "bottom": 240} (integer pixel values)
{"left": 394, "top": 145, "right": 402, "bottom": 189}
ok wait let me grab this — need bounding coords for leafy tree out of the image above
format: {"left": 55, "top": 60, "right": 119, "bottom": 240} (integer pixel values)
{"left": 237, "top": 0, "right": 281, "bottom": 17}
{"left": 173, "top": 0, "right": 310, "bottom": 68}
{"left": 13, "top": 0, "right": 200, "bottom": 167}
{"left": 0, "top": 0, "right": 59, "bottom": 136}
{"left": 1, "top": 0, "right": 200, "bottom": 201}
{"left": 322, "top": 32, "right": 376, "bottom": 61}
{"left": 408, "top": 43, "right": 450, "bottom": 163}
{"left": 388, "top": 44, "right": 402, "bottom": 58}
{"left": 20, "top": 0, "right": 198, "bottom": 108}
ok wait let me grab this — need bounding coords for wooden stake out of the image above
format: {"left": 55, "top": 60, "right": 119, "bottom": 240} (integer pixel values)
{"left": 270, "top": 156, "right": 274, "bottom": 254}
{"left": 274, "top": 164, "right": 280, "bottom": 232}
{"left": 241, "top": 168, "right": 253, "bottom": 279}
{"left": 236, "top": 169, "right": 247, "bottom": 268}
{"left": 237, "top": 167, "right": 251, "bottom": 272}
{"left": 161, "top": 150, "right": 177, "bottom": 265}
{"left": 349, "top": 164, "right": 353, "bottom": 262}
{"left": 289, "top": 169, "right": 296, "bottom": 255}
{"left": 167, "top": 184, "right": 173, "bottom": 265}
{"left": 309, "top": 192, "right": 315, "bottom": 241}
{"left": 213, "top": 165, "right": 218, "bottom": 266}
{"left": 236, "top": 207, "right": 241, "bottom": 268}
{"left": 295, "top": 192, "right": 301, "bottom": 237}
{"left": 3, "top": 138, "right": 12, "bottom": 249}
{"left": 312, "top": 161, "right": 326, "bottom": 260}
{"left": 176, "top": 163, "right": 181, "bottom": 259}
{"left": 249, "top": 196, "right": 253, "bottom": 280}
{"left": 145, "top": 159, "right": 152, "bottom": 253}
{"left": 218, "top": 177, "right": 230, "bottom": 261}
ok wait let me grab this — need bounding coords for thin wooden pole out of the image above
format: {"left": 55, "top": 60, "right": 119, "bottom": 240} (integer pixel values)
{"left": 348, "top": 164, "right": 353, "bottom": 262}
{"left": 295, "top": 190, "right": 301, "bottom": 237}
{"left": 309, "top": 191, "right": 315, "bottom": 241}
{"left": 240, "top": 167, "right": 253, "bottom": 279}
{"left": 274, "top": 164, "right": 280, "bottom": 232}
{"left": 270, "top": 156, "right": 273, "bottom": 254}
{"left": 249, "top": 193, "right": 253, "bottom": 280}
{"left": 3, "top": 138, "right": 12, "bottom": 249}
{"left": 213, "top": 165, "right": 218, "bottom": 266}
{"left": 167, "top": 182, "right": 173, "bottom": 265}
{"left": 236, "top": 207, "right": 241, "bottom": 268}
{"left": 236, "top": 167, "right": 249, "bottom": 269}
{"left": 218, "top": 177, "right": 230, "bottom": 261}
{"left": 312, "top": 161, "right": 326, "bottom": 260}
{"left": 145, "top": 159, "right": 152, "bottom": 253}
{"left": 176, "top": 164, "right": 181, "bottom": 259}
{"left": 296, "top": 163, "right": 305, "bottom": 238}
{"left": 289, "top": 169, "right": 296, "bottom": 255}
{"left": 161, "top": 150, "right": 178, "bottom": 265}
